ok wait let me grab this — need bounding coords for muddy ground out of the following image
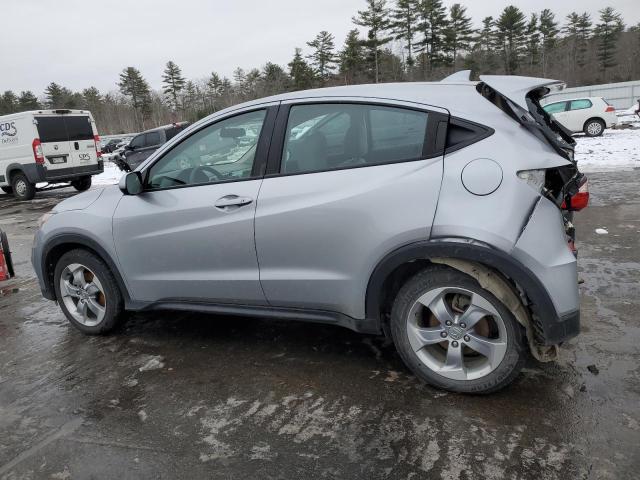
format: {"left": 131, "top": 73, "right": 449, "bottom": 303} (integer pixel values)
{"left": 0, "top": 172, "right": 638, "bottom": 479}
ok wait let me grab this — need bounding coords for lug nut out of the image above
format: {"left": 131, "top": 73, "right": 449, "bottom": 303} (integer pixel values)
{"left": 452, "top": 341, "right": 459, "bottom": 347}
{"left": 460, "top": 322, "right": 466, "bottom": 328}
{"left": 445, "top": 320, "right": 452, "bottom": 326}
{"left": 464, "top": 335, "right": 470, "bottom": 342}
{"left": 440, "top": 331, "right": 447, "bottom": 338}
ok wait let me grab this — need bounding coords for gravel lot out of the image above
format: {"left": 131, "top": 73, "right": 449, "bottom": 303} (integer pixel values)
{"left": 0, "top": 168, "right": 639, "bottom": 479}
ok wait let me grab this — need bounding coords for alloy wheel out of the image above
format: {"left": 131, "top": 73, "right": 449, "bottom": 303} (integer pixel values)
{"left": 59, "top": 263, "right": 107, "bottom": 326}
{"left": 406, "top": 286, "right": 507, "bottom": 381}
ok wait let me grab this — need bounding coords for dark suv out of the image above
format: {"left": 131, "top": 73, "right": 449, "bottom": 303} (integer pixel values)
{"left": 116, "top": 122, "right": 189, "bottom": 171}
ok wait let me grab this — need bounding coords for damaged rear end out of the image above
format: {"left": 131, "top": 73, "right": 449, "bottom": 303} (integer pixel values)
{"left": 474, "top": 76, "right": 588, "bottom": 354}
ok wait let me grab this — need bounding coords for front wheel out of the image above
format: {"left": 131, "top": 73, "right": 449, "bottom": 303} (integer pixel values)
{"left": 53, "top": 249, "right": 125, "bottom": 334}
{"left": 71, "top": 176, "right": 92, "bottom": 191}
{"left": 390, "top": 267, "right": 527, "bottom": 394}
{"left": 584, "top": 119, "right": 605, "bottom": 137}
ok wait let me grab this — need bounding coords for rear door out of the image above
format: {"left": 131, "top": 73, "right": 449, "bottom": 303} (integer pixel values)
{"left": 254, "top": 99, "right": 447, "bottom": 318}
{"left": 64, "top": 115, "right": 97, "bottom": 169}
{"left": 566, "top": 99, "right": 593, "bottom": 132}
{"left": 35, "top": 115, "right": 73, "bottom": 175}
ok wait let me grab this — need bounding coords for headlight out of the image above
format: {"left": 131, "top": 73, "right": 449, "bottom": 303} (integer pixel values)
{"left": 37, "top": 212, "right": 56, "bottom": 228}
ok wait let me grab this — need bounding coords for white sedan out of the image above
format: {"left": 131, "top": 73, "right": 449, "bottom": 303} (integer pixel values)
{"left": 543, "top": 97, "right": 618, "bottom": 137}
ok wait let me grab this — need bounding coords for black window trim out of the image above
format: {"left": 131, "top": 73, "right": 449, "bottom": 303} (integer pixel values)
{"left": 444, "top": 117, "right": 495, "bottom": 155}
{"left": 264, "top": 100, "right": 449, "bottom": 178}
{"left": 140, "top": 105, "right": 279, "bottom": 193}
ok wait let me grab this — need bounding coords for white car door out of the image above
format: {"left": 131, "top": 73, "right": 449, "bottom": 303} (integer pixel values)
{"left": 566, "top": 99, "right": 594, "bottom": 132}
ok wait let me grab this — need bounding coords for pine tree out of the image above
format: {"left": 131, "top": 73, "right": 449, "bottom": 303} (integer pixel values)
{"left": 182, "top": 80, "right": 198, "bottom": 120}
{"left": 81, "top": 87, "right": 102, "bottom": 112}
{"left": 352, "top": 0, "right": 391, "bottom": 83}
{"left": 495, "top": 6, "right": 527, "bottom": 74}
{"left": 469, "top": 16, "right": 497, "bottom": 75}
{"left": 288, "top": 48, "right": 316, "bottom": 90}
{"left": 339, "top": 29, "right": 366, "bottom": 84}
{"left": 307, "top": 31, "right": 337, "bottom": 81}
{"left": 564, "top": 12, "right": 592, "bottom": 75}
{"left": 594, "top": 7, "right": 624, "bottom": 76}
{"left": 539, "top": 9, "right": 559, "bottom": 76}
{"left": 525, "top": 14, "right": 540, "bottom": 69}
{"left": 18, "top": 91, "right": 40, "bottom": 111}
{"left": 443, "top": 3, "right": 474, "bottom": 69}
{"left": 0, "top": 91, "right": 18, "bottom": 115}
{"left": 262, "top": 62, "right": 290, "bottom": 95}
{"left": 416, "top": 0, "right": 449, "bottom": 75}
{"left": 389, "top": 0, "right": 419, "bottom": 69}
{"left": 162, "top": 61, "right": 186, "bottom": 111}
{"left": 118, "top": 67, "right": 151, "bottom": 129}
{"left": 44, "top": 82, "right": 71, "bottom": 108}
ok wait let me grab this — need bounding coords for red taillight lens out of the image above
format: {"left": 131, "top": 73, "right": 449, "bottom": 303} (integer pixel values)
{"left": 32, "top": 138, "right": 44, "bottom": 164}
{"left": 94, "top": 134, "right": 102, "bottom": 158}
{"left": 605, "top": 106, "right": 615, "bottom": 112}
{"left": 561, "top": 178, "right": 589, "bottom": 211}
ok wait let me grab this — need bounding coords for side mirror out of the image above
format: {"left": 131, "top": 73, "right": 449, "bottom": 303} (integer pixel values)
{"left": 125, "top": 144, "right": 134, "bottom": 151}
{"left": 119, "top": 171, "right": 143, "bottom": 195}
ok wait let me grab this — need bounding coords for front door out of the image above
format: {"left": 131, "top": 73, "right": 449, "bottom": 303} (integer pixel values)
{"left": 254, "top": 100, "right": 447, "bottom": 319}
{"left": 113, "top": 107, "right": 275, "bottom": 305}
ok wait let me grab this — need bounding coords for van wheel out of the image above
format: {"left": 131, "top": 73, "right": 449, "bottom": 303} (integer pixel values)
{"left": 1, "top": 187, "right": 13, "bottom": 194}
{"left": 11, "top": 173, "right": 36, "bottom": 201}
{"left": 53, "top": 249, "right": 125, "bottom": 335}
{"left": 584, "top": 119, "right": 605, "bottom": 137}
{"left": 390, "top": 267, "right": 527, "bottom": 394}
{"left": 71, "top": 176, "right": 92, "bottom": 191}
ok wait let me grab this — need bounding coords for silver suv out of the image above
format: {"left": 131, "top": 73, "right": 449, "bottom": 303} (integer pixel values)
{"left": 32, "top": 73, "right": 586, "bottom": 393}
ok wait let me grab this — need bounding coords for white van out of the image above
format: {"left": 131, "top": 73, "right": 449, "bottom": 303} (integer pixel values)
{"left": 0, "top": 110, "right": 103, "bottom": 200}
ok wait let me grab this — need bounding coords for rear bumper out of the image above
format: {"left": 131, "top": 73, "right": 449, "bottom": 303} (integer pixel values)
{"left": 43, "top": 161, "right": 104, "bottom": 182}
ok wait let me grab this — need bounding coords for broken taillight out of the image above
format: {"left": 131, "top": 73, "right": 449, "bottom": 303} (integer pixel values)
{"left": 562, "top": 177, "right": 589, "bottom": 211}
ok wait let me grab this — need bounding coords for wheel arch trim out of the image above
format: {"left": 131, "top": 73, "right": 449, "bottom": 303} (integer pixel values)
{"left": 365, "top": 240, "right": 578, "bottom": 346}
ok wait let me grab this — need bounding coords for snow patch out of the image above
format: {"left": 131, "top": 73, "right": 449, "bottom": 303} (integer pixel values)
{"left": 93, "top": 160, "right": 124, "bottom": 186}
{"left": 595, "top": 228, "right": 609, "bottom": 235}
{"left": 138, "top": 355, "right": 165, "bottom": 372}
{"left": 575, "top": 129, "right": 640, "bottom": 173}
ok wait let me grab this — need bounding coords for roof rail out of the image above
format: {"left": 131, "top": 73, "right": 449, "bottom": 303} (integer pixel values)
{"left": 441, "top": 70, "right": 472, "bottom": 82}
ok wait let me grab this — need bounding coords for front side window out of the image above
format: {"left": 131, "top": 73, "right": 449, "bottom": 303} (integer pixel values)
{"left": 145, "top": 131, "right": 161, "bottom": 147}
{"left": 569, "top": 99, "right": 592, "bottom": 111}
{"left": 281, "top": 104, "right": 429, "bottom": 174}
{"left": 129, "top": 134, "right": 145, "bottom": 149}
{"left": 147, "top": 109, "right": 266, "bottom": 189}
{"left": 543, "top": 102, "right": 567, "bottom": 114}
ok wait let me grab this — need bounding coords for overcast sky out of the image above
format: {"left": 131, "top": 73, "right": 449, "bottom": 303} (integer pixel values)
{"left": 2, "top": 0, "right": 639, "bottom": 96}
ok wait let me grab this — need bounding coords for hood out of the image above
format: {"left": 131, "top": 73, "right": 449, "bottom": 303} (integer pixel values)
{"left": 53, "top": 187, "right": 105, "bottom": 213}
{"left": 479, "top": 75, "right": 565, "bottom": 110}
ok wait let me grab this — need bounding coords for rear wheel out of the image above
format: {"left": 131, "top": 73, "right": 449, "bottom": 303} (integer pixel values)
{"left": 71, "top": 176, "right": 92, "bottom": 192}
{"left": 584, "top": 118, "right": 605, "bottom": 137}
{"left": 11, "top": 173, "right": 36, "bottom": 201}
{"left": 390, "top": 267, "right": 527, "bottom": 394}
{"left": 54, "top": 249, "right": 124, "bottom": 334}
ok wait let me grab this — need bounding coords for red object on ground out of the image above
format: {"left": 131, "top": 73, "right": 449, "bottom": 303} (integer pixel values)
{"left": 0, "top": 230, "right": 14, "bottom": 281}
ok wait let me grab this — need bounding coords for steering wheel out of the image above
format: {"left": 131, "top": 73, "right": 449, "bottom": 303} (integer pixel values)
{"left": 188, "top": 165, "right": 223, "bottom": 184}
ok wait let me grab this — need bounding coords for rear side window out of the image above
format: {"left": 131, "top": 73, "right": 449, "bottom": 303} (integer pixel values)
{"left": 63, "top": 116, "right": 93, "bottom": 140}
{"left": 281, "top": 103, "right": 429, "bottom": 174}
{"left": 145, "top": 131, "right": 161, "bottom": 147}
{"left": 543, "top": 102, "right": 567, "bottom": 114}
{"left": 569, "top": 99, "right": 592, "bottom": 111}
{"left": 36, "top": 117, "right": 67, "bottom": 143}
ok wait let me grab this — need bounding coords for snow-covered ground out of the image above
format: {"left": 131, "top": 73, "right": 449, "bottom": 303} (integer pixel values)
{"left": 93, "top": 159, "right": 124, "bottom": 186}
{"left": 574, "top": 128, "right": 640, "bottom": 172}
{"left": 89, "top": 126, "right": 639, "bottom": 187}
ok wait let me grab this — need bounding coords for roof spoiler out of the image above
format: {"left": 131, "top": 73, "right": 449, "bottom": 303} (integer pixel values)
{"left": 441, "top": 70, "right": 472, "bottom": 82}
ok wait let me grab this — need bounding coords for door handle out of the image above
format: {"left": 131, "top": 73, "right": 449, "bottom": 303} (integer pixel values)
{"left": 214, "top": 195, "right": 253, "bottom": 209}
{"left": 74, "top": 142, "right": 79, "bottom": 150}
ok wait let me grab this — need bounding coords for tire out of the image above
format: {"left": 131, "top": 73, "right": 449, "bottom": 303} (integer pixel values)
{"left": 1, "top": 186, "right": 12, "bottom": 194}
{"left": 11, "top": 173, "right": 36, "bottom": 201}
{"left": 53, "top": 249, "right": 125, "bottom": 335}
{"left": 390, "top": 266, "right": 527, "bottom": 394}
{"left": 583, "top": 118, "right": 605, "bottom": 137}
{"left": 71, "top": 176, "right": 92, "bottom": 192}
